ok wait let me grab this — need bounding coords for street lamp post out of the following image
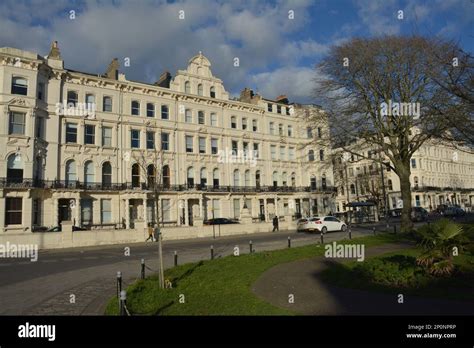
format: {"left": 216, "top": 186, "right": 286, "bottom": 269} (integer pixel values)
{"left": 378, "top": 150, "right": 389, "bottom": 228}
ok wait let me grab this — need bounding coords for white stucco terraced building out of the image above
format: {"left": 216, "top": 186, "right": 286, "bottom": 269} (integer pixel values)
{"left": 0, "top": 41, "right": 335, "bottom": 239}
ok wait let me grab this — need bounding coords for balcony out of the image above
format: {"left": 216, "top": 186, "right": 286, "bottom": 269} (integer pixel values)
{"left": 0, "top": 178, "right": 335, "bottom": 194}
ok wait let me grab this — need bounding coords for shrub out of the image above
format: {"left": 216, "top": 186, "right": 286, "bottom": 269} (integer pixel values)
{"left": 353, "top": 255, "right": 427, "bottom": 287}
{"left": 414, "top": 219, "right": 468, "bottom": 276}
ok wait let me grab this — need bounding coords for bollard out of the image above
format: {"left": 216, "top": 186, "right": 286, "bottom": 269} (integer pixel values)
{"left": 349, "top": 228, "right": 352, "bottom": 240}
{"left": 116, "top": 271, "right": 122, "bottom": 307}
{"left": 249, "top": 240, "right": 253, "bottom": 253}
{"left": 393, "top": 225, "right": 397, "bottom": 234}
{"left": 210, "top": 245, "right": 214, "bottom": 260}
{"left": 373, "top": 227, "right": 376, "bottom": 235}
{"left": 120, "top": 290, "right": 127, "bottom": 316}
{"left": 140, "top": 259, "right": 145, "bottom": 280}
{"left": 174, "top": 251, "right": 178, "bottom": 267}
{"left": 117, "top": 271, "right": 122, "bottom": 313}
{"left": 320, "top": 231, "right": 324, "bottom": 244}
{"left": 288, "top": 236, "right": 291, "bottom": 248}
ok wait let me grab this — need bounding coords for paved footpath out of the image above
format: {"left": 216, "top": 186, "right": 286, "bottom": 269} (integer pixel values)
{"left": 252, "top": 242, "right": 474, "bottom": 315}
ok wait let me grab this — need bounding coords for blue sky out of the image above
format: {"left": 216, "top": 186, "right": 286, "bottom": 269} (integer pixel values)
{"left": 0, "top": 0, "right": 472, "bottom": 103}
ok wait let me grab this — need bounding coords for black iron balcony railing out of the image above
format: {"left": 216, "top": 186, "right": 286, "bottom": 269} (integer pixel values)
{"left": 0, "top": 178, "right": 335, "bottom": 194}
{"left": 0, "top": 177, "right": 35, "bottom": 188}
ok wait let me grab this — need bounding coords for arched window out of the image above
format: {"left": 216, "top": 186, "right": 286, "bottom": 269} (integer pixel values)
{"left": 213, "top": 168, "right": 219, "bottom": 188}
{"left": 414, "top": 176, "right": 419, "bottom": 190}
{"left": 187, "top": 167, "right": 194, "bottom": 187}
{"left": 7, "top": 154, "right": 23, "bottom": 183}
{"left": 197, "top": 84, "right": 203, "bottom": 96}
{"left": 147, "top": 164, "right": 156, "bottom": 187}
{"left": 282, "top": 172, "right": 288, "bottom": 186}
{"left": 310, "top": 176, "right": 317, "bottom": 190}
{"left": 132, "top": 163, "right": 140, "bottom": 188}
{"left": 102, "top": 162, "right": 112, "bottom": 186}
{"left": 210, "top": 86, "right": 215, "bottom": 98}
{"left": 162, "top": 165, "right": 170, "bottom": 188}
{"left": 388, "top": 179, "right": 393, "bottom": 191}
{"left": 321, "top": 174, "right": 327, "bottom": 190}
{"left": 131, "top": 100, "right": 140, "bottom": 115}
{"left": 200, "top": 168, "right": 207, "bottom": 187}
{"left": 308, "top": 150, "right": 315, "bottom": 161}
{"left": 67, "top": 90, "right": 78, "bottom": 106}
{"left": 272, "top": 171, "right": 278, "bottom": 187}
{"left": 185, "top": 81, "right": 191, "bottom": 94}
{"left": 255, "top": 170, "right": 261, "bottom": 188}
{"left": 350, "top": 184, "right": 356, "bottom": 194}
{"left": 291, "top": 172, "right": 296, "bottom": 187}
{"left": 84, "top": 161, "right": 94, "bottom": 185}
{"left": 233, "top": 169, "right": 240, "bottom": 187}
{"left": 66, "top": 160, "right": 77, "bottom": 184}
{"left": 244, "top": 170, "right": 251, "bottom": 187}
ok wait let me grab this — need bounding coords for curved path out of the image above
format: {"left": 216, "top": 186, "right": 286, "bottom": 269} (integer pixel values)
{"left": 252, "top": 243, "right": 474, "bottom": 315}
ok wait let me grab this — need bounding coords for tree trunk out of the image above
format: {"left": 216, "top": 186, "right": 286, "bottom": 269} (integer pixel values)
{"left": 398, "top": 165, "right": 413, "bottom": 233}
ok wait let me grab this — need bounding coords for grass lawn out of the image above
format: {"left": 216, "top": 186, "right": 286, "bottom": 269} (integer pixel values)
{"left": 320, "top": 247, "right": 474, "bottom": 302}
{"left": 105, "top": 233, "right": 406, "bottom": 315}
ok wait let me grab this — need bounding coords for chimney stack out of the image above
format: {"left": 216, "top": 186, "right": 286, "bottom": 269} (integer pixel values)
{"left": 155, "top": 71, "right": 172, "bottom": 88}
{"left": 105, "top": 58, "right": 119, "bottom": 80}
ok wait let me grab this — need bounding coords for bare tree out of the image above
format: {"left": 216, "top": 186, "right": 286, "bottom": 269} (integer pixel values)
{"left": 426, "top": 40, "right": 474, "bottom": 147}
{"left": 310, "top": 35, "right": 471, "bottom": 232}
{"left": 133, "top": 148, "right": 165, "bottom": 288}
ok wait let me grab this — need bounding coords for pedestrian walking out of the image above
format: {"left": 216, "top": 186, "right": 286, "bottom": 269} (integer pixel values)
{"left": 145, "top": 223, "right": 154, "bottom": 242}
{"left": 272, "top": 215, "right": 279, "bottom": 232}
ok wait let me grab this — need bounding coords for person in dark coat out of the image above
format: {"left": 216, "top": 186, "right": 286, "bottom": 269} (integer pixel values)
{"left": 272, "top": 216, "right": 279, "bottom": 232}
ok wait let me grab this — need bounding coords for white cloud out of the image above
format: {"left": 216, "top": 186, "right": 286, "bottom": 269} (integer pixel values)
{"left": 251, "top": 66, "right": 317, "bottom": 102}
{"left": 0, "top": 0, "right": 323, "bottom": 102}
{"left": 354, "top": 0, "right": 401, "bottom": 36}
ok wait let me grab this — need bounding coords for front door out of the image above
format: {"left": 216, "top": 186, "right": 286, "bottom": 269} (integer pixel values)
{"left": 58, "top": 199, "right": 72, "bottom": 225}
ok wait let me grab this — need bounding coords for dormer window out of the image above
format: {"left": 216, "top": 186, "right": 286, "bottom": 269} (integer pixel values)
{"left": 197, "top": 84, "right": 203, "bottom": 96}
{"left": 267, "top": 103, "right": 272, "bottom": 112}
{"left": 210, "top": 86, "right": 216, "bottom": 98}
{"left": 185, "top": 81, "right": 191, "bottom": 94}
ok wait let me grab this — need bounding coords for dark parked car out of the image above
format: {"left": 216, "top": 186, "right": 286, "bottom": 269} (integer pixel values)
{"left": 411, "top": 207, "right": 428, "bottom": 222}
{"left": 203, "top": 218, "right": 240, "bottom": 225}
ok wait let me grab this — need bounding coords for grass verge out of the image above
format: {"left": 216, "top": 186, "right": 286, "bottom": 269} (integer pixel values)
{"left": 320, "top": 247, "right": 474, "bottom": 302}
{"left": 105, "top": 232, "right": 406, "bottom": 315}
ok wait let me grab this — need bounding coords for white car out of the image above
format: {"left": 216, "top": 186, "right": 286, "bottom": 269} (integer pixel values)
{"left": 297, "top": 216, "right": 347, "bottom": 233}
